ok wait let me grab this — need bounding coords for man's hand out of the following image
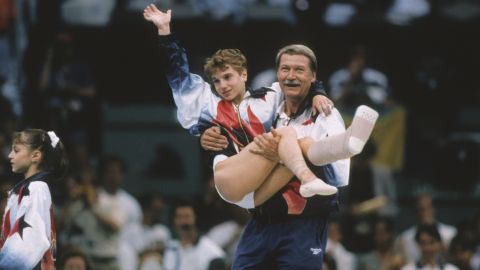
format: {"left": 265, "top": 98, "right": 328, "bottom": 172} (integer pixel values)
{"left": 250, "top": 129, "right": 281, "bottom": 162}
{"left": 312, "top": 95, "right": 334, "bottom": 117}
{"left": 201, "top": 126, "right": 228, "bottom": 151}
{"left": 143, "top": 4, "right": 171, "bottom": 35}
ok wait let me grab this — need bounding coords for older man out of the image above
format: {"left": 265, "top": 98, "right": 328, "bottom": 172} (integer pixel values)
{"left": 200, "top": 44, "right": 372, "bottom": 269}
{"left": 228, "top": 44, "right": 351, "bottom": 269}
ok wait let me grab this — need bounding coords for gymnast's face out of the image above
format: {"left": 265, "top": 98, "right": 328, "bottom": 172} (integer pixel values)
{"left": 211, "top": 65, "right": 247, "bottom": 105}
{"left": 8, "top": 140, "right": 38, "bottom": 176}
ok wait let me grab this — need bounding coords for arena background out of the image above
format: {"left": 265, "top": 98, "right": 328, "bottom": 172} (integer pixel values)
{"left": 2, "top": 0, "right": 480, "bottom": 234}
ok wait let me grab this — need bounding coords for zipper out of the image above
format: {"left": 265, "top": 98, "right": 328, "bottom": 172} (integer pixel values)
{"left": 233, "top": 103, "right": 250, "bottom": 144}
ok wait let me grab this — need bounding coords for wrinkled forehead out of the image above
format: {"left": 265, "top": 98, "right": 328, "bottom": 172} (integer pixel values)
{"left": 278, "top": 54, "right": 313, "bottom": 70}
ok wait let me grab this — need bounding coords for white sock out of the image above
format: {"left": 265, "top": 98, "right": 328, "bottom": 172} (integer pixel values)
{"left": 308, "top": 105, "right": 378, "bottom": 166}
{"left": 282, "top": 156, "right": 315, "bottom": 184}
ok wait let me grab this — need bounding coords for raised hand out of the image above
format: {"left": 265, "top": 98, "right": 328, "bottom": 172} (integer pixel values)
{"left": 143, "top": 4, "right": 172, "bottom": 35}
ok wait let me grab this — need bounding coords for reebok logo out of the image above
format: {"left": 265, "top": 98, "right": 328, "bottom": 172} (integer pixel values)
{"left": 310, "top": 248, "right": 322, "bottom": 255}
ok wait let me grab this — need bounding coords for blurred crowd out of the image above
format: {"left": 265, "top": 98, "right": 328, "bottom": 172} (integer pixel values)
{"left": 1, "top": 127, "right": 480, "bottom": 269}
{"left": 1, "top": 0, "right": 480, "bottom": 269}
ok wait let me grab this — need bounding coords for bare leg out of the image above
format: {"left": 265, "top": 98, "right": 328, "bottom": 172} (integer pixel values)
{"left": 253, "top": 164, "right": 293, "bottom": 206}
{"left": 215, "top": 125, "right": 338, "bottom": 203}
{"left": 214, "top": 142, "right": 277, "bottom": 202}
{"left": 216, "top": 105, "right": 378, "bottom": 203}
{"left": 306, "top": 105, "right": 379, "bottom": 165}
{"left": 275, "top": 127, "right": 337, "bottom": 197}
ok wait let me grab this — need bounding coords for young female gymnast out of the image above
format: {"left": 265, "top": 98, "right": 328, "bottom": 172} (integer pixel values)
{"left": 0, "top": 129, "right": 68, "bottom": 269}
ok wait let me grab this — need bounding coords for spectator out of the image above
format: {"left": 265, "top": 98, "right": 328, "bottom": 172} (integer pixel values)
{"left": 328, "top": 45, "right": 389, "bottom": 110}
{"left": 206, "top": 206, "right": 249, "bottom": 268}
{"left": 325, "top": 217, "right": 356, "bottom": 270}
{"left": 329, "top": 45, "right": 406, "bottom": 192}
{"left": 397, "top": 193, "right": 457, "bottom": 263}
{"left": 60, "top": 0, "right": 117, "bottom": 27}
{"left": 323, "top": 1, "right": 357, "bottom": 27}
{"left": 386, "top": 0, "right": 431, "bottom": 26}
{"left": 449, "top": 233, "right": 479, "bottom": 270}
{"left": 97, "top": 155, "right": 143, "bottom": 270}
{"left": 401, "top": 224, "right": 458, "bottom": 270}
{"left": 357, "top": 215, "right": 405, "bottom": 270}
{"left": 197, "top": 176, "right": 238, "bottom": 233}
{"left": 58, "top": 248, "right": 92, "bottom": 270}
{"left": 341, "top": 141, "right": 395, "bottom": 254}
{"left": 124, "top": 193, "right": 171, "bottom": 256}
{"left": 138, "top": 247, "right": 164, "bottom": 270}
{"left": 163, "top": 200, "right": 226, "bottom": 270}
{"left": 58, "top": 173, "right": 122, "bottom": 270}
{"left": 54, "top": 139, "right": 97, "bottom": 209}
{"left": 38, "top": 31, "right": 100, "bottom": 156}
{"left": 323, "top": 252, "right": 337, "bottom": 270}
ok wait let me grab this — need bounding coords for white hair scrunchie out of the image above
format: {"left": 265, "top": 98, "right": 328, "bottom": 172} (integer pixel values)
{"left": 47, "top": 131, "right": 60, "bottom": 148}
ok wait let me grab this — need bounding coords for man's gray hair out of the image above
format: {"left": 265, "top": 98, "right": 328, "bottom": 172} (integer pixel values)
{"left": 275, "top": 44, "right": 317, "bottom": 72}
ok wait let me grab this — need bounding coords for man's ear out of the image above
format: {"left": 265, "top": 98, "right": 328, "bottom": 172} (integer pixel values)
{"left": 31, "top": 149, "right": 42, "bottom": 164}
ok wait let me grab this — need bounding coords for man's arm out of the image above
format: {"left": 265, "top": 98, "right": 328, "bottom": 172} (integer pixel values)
{"left": 200, "top": 126, "right": 228, "bottom": 151}
{"left": 144, "top": 5, "right": 219, "bottom": 135}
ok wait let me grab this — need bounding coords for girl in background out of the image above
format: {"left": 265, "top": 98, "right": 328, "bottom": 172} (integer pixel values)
{"left": 0, "top": 129, "right": 68, "bottom": 270}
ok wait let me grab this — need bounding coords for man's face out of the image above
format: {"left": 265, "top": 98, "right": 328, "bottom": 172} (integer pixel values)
{"left": 63, "top": 256, "right": 87, "bottom": 270}
{"left": 417, "top": 196, "right": 434, "bottom": 224}
{"left": 174, "top": 206, "right": 196, "bottom": 233}
{"left": 348, "top": 55, "right": 366, "bottom": 76}
{"left": 277, "top": 54, "right": 316, "bottom": 102}
{"left": 211, "top": 65, "right": 247, "bottom": 104}
{"left": 103, "top": 162, "right": 124, "bottom": 192}
{"left": 417, "top": 232, "right": 441, "bottom": 262}
{"left": 374, "top": 221, "right": 393, "bottom": 248}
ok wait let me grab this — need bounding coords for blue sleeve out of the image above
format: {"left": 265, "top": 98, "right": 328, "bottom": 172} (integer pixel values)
{"left": 158, "top": 34, "right": 220, "bottom": 135}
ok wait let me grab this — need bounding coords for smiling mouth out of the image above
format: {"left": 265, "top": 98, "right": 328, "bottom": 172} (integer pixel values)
{"left": 284, "top": 83, "right": 300, "bottom": 87}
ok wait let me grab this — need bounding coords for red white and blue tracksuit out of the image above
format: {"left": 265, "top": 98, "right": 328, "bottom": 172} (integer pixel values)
{"left": 160, "top": 34, "right": 282, "bottom": 145}
{"left": 0, "top": 172, "right": 56, "bottom": 270}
